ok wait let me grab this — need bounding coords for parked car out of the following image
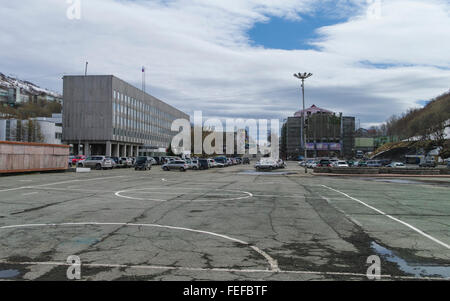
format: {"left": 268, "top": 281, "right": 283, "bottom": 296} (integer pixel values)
{"left": 309, "top": 160, "right": 319, "bottom": 168}
{"left": 255, "top": 158, "right": 279, "bottom": 170}
{"left": 71, "top": 155, "right": 86, "bottom": 167}
{"left": 214, "top": 161, "right": 225, "bottom": 168}
{"left": 276, "top": 159, "right": 286, "bottom": 169}
{"left": 153, "top": 157, "right": 163, "bottom": 165}
{"left": 190, "top": 159, "right": 200, "bottom": 170}
{"left": 162, "top": 160, "right": 189, "bottom": 172}
{"left": 334, "top": 161, "right": 349, "bottom": 168}
{"left": 134, "top": 156, "right": 153, "bottom": 170}
{"left": 214, "top": 157, "right": 228, "bottom": 166}
{"left": 234, "top": 157, "right": 243, "bottom": 164}
{"left": 367, "top": 160, "right": 382, "bottom": 167}
{"left": 356, "top": 150, "right": 364, "bottom": 159}
{"left": 305, "top": 160, "right": 315, "bottom": 168}
{"left": 198, "top": 159, "right": 210, "bottom": 170}
{"left": 242, "top": 157, "right": 250, "bottom": 165}
{"left": 184, "top": 158, "right": 198, "bottom": 170}
{"left": 380, "top": 159, "right": 392, "bottom": 166}
{"left": 80, "top": 156, "right": 113, "bottom": 170}
{"left": 387, "top": 162, "right": 406, "bottom": 168}
{"left": 447, "top": 160, "right": 450, "bottom": 168}
{"left": 419, "top": 160, "right": 436, "bottom": 168}
{"left": 68, "top": 156, "right": 75, "bottom": 167}
{"left": 110, "top": 157, "right": 125, "bottom": 168}
{"left": 330, "top": 159, "right": 339, "bottom": 166}
{"left": 356, "top": 161, "right": 368, "bottom": 167}
{"left": 317, "top": 160, "right": 332, "bottom": 167}
{"left": 121, "top": 157, "right": 134, "bottom": 167}
{"left": 207, "top": 159, "right": 215, "bottom": 168}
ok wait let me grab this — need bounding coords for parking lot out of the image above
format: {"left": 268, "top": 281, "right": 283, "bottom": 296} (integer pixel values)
{"left": 0, "top": 163, "right": 449, "bottom": 280}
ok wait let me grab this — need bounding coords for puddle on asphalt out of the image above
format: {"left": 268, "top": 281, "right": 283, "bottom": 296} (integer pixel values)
{"left": 239, "top": 170, "right": 297, "bottom": 176}
{"left": 363, "top": 178, "right": 450, "bottom": 187}
{"left": 0, "top": 269, "right": 20, "bottom": 279}
{"left": 371, "top": 242, "right": 450, "bottom": 278}
{"left": 370, "top": 179, "right": 420, "bottom": 184}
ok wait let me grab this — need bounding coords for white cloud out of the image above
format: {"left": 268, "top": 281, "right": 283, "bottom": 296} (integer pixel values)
{"left": 0, "top": 0, "right": 449, "bottom": 127}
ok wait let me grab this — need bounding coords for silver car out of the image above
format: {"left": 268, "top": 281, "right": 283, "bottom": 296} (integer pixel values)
{"left": 80, "top": 156, "right": 113, "bottom": 170}
{"left": 162, "top": 160, "right": 189, "bottom": 172}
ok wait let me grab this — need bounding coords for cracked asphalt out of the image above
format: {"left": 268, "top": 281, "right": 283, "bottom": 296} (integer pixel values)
{"left": 0, "top": 163, "right": 449, "bottom": 280}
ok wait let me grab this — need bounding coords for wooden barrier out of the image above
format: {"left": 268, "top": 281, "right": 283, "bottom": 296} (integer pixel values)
{"left": 0, "top": 141, "right": 69, "bottom": 174}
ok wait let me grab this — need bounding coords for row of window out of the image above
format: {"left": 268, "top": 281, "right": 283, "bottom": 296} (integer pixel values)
{"left": 113, "top": 128, "right": 171, "bottom": 144}
{"left": 113, "top": 90, "right": 177, "bottom": 126}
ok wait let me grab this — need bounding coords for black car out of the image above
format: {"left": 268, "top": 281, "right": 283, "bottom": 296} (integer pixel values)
{"left": 134, "top": 156, "right": 152, "bottom": 171}
{"left": 198, "top": 159, "right": 210, "bottom": 170}
{"left": 153, "top": 157, "right": 163, "bottom": 165}
{"left": 317, "top": 160, "right": 332, "bottom": 167}
{"left": 242, "top": 158, "right": 250, "bottom": 164}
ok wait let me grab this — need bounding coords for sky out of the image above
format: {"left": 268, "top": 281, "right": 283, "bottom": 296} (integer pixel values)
{"left": 0, "top": 0, "right": 449, "bottom": 128}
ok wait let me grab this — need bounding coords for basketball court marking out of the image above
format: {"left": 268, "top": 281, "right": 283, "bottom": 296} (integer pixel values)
{"left": 321, "top": 185, "right": 450, "bottom": 250}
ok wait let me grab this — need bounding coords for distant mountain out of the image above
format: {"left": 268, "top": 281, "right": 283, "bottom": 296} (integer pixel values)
{"left": 0, "top": 73, "right": 60, "bottom": 98}
{"left": 385, "top": 91, "right": 450, "bottom": 141}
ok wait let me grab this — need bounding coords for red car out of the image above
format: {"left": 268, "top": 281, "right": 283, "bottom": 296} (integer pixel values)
{"left": 71, "top": 155, "right": 86, "bottom": 165}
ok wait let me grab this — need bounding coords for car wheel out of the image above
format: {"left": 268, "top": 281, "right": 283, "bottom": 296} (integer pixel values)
{"left": 96, "top": 164, "right": 102, "bottom": 170}
{"left": 163, "top": 166, "right": 169, "bottom": 171}
{"left": 180, "top": 167, "right": 185, "bottom": 172}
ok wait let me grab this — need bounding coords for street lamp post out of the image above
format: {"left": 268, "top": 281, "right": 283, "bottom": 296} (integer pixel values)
{"left": 294, "top": 72, "right": 313, "bottom": 174}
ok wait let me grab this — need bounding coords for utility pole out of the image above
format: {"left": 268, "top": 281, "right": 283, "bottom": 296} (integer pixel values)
{"left": 80, "top": 61, "right": 88, "bottom": 155}
{"left": 294, "top": 72, "right": 313, "bottom": 174}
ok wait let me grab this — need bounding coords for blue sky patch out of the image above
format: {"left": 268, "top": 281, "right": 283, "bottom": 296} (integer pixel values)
{"left": 417, "top": 100, "right": 430, "bottom": 106}
{"left": 248, "top": 14, "right": 346, "bottom": 50}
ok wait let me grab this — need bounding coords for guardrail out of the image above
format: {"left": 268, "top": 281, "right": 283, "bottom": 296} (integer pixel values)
{"left": 313, "top": 167, "right": 448, "bottom": 175}
{"left": 0, "top": 141, "right": 69, "bottom": 174}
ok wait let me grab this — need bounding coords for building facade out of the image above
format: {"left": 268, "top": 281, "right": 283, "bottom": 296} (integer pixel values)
{"left": 285, "top": 105, "right": 355, "bottom": 159}
{"left": 0, "top": 115, "right": 62, "bottom": 144}
{"left": 62, "top": 75, "right": 189, "bottom": 157}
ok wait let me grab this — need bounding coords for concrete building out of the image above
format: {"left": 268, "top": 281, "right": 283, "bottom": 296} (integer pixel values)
{"left": 62, "top": 75, "right": 189, "bottom": 157}
{"left": 284, "top": 104, "right": 355, "bottom": 159}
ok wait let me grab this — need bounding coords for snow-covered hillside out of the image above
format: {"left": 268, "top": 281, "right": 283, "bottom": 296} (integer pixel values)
{"left": 0, "top": 73, "right": 60, "bottom": 97}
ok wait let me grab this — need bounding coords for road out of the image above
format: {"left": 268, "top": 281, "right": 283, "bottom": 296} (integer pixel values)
{"left": 0, "top": 163, "right": 449, "bottom": 280}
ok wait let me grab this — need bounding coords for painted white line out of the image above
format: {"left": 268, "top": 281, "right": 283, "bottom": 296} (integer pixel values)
{"left": 0, "top": 222, "right": 278, "bottom": 272}
{"left": 321, "top": 185, "right": 450, "bottom": 250}
{"left": 22, "top": 192, "right": 38, "bottom": 196}
{"left": 252, "top": 194, "right": 305, "bottom": 198}
{"left": 0, "top": 260, "right": 446, "bottom": 281}
{"left": 114, "top": 187, "right": 253, "bottom": 202}
{"left": 0, "top": 176, "right": 128, "bottom": 193}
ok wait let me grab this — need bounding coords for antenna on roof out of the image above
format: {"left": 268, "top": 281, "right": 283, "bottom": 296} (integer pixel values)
{"left": 84, "top": 62, "right": 88, "bottom": 76}
{"left": 142, "top": 66, "right": 146, "bottom": 93}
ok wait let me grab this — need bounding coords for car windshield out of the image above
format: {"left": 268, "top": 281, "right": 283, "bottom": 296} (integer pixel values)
{"left": 136, "top": 157, "right": 147, "bottom": 163}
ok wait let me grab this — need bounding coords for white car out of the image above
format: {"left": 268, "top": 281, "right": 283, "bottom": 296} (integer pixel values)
{"left": 255, "top": 158, "right": 279, "bottom": 170}
{"left": 276, "top": 159, "right": 286, "bottom": 169}
{"left": 306, "top": 160, "right": 316, "bottom": 168}
{"left": 387, "top": 162, "right": 406, "bottom": 168}
{"left": 334, "top": 161, "right": 349, "bottom": 168}
{"left": 308, "top": 161, "right": 318, "bottom": 168}
{"left": 207, "top": 159, "right": 215, "bottom": 168}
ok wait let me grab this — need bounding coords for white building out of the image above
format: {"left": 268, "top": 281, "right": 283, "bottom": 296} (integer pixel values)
{"left": 0, "top": 113, "right": 63, "bottom": 145}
